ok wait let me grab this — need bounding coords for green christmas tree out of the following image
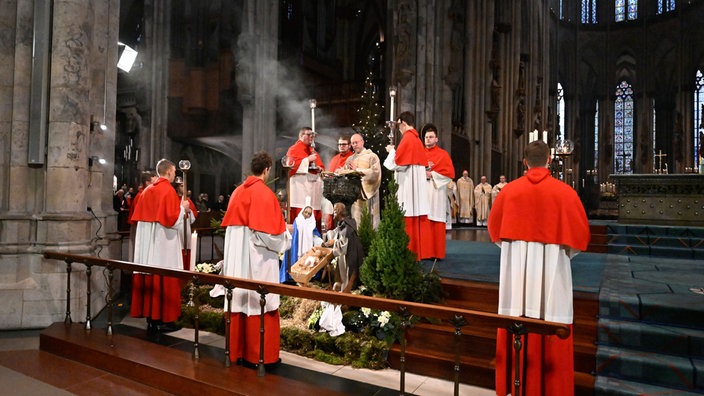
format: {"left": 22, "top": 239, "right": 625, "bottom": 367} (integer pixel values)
{"left": 357, "top": 200, "right": 375, "bottom": 256}
{"left": 360, "top": 177, "right": 423, "bottom": 301}
{"left": 352, "top": 71, "right": 393, "bottom": 200}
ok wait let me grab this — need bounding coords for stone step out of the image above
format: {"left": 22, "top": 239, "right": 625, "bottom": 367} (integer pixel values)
{"left": 606, "top": 243, "right": 702, "bottom": 259}
{"left": 595, "top": 345, "right": 703, "bottom": 392}
{"left": 594, "top": 375, "right": 704, "bottom": 395}
{"left": 605, "top": 224, "right": 704, "bottom": 238}
{"left": 598, "top": 318, "right": 704, "bottom": 359}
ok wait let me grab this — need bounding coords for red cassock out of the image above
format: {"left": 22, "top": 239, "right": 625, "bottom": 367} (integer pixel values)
{"left": 286, "top": 140, "right": 325, "bottom": 227}
{"left": 127, "top": 187, "right": 145, "bottom": 225}
{"left": 286, "top": 140, "right": 324, "bottom": 177}
{"left": 395, "top": 128, "right": 429, "bottom": 259}
{"left": 129, "top": 178, "right": 184, "bottom": 323}
{"left": 488, "top": 167, "right": 590, "bottom": 396}
{"left": 221, "top": 176, "right": 286, "bottom": 234}
{"left": 328, "top": 150, "right": 353, "bottom": 172}
{"left": 222, "top": 176, "right": 287, "bottom": 364}
{"left": 423, "top": 145, "right": 455, "bottom": 259}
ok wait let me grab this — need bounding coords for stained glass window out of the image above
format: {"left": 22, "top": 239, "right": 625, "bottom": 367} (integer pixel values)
{"left": 695, "top": 70, "right": 704, "bottom": 169}
{"left": 557, "top": 83, "right": 565, "bottom": 141}
{"left": 657, "top": 0, "right": 676, "bottom": 14}
{"left": 614, "top": 81, "right": 634, "bottom": 174}
{"left": 652, "top": 99, "right": 656, "bottom": 170}
{"left": 581, "top": 0, "right": 597, "bottom": 24}
{"left": 594, "top": 101, "right": 599, "bottom": 169}
{"left": 616, "top": 0, "right": 637, "bottom": 22}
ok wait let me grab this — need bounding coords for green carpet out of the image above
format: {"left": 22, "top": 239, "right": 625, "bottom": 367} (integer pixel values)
{"left": 419, "top": 240, "right": 604, "bottom": 293}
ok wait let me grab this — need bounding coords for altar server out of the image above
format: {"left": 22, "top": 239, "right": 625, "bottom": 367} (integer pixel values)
{"left": 422, "top": 124, "right": 455, "bottom": 259}
{"left": 383, "top": 111, "right": 429, "bottom": 260}
{"left": 488, "top": 140, "right": 590, "bottom": 396}
{"left": 217, "top": 152, "right": 291, "bottom": 365}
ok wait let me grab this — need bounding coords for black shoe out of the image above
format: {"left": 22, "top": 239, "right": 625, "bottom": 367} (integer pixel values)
{"left": 238, "top": 358, "right": 281, "bottom": 370}
{"left": 146, "top": 319, "right": 160, "bottom": 333}
{"left": 157, "top": 322, "right": 182, "bottom": 333}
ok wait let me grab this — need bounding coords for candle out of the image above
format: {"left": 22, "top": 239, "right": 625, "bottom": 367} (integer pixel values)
{"left": 309, "top": 99, "right": 316, "bottom": 133}
{"left": 551, "top": 148, "right": 555, "bottom": 157}
{"left": 390, "top": 97, "right": 394, "bottom": 122}
{"left": 542, "top": 131, "right": 548, "bottom": 144}
{"left": 189, "top": 231, "right": 198, "bottom": 271}
{"left": 389, "top": 86, "right": 397, "bottom": 122}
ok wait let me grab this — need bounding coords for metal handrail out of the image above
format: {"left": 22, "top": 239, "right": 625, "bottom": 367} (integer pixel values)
{"left": 44, "top": 250, "right": 570, "bottom": 396}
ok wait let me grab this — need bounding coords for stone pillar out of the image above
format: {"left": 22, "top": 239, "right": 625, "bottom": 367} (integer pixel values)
{"left": 392, "top": 0, "right": 418, "bottom": 116}
{"left": 0, "top": 0, "right": 119, "bottom": 330}
{"left": 238, "top": 0, "right": 278, "bottom": 179}
{"left": 144, "top": 0, "right": 172, "bottom": 166}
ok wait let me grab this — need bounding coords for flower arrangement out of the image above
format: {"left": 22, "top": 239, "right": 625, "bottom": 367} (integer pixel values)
{"left": 344, "top": 307, "right": 405, "bottom": 345}
{"left": 195, "top": 261, "right": 223, "bottom": 274}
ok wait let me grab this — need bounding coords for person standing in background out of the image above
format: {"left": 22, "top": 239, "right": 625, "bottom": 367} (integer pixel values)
{"left": 422, "top": 124, "right": 455, "bottom": 259}
{"left": 456, "top": 170, "right": 475, "bottom": 225}
{"left": 474, "top": 175, "right": 492, "bottom": 226}
{"left": 128, "top": 170, "right": 157, "bottom": 262}
{"left": 383, "top": 111, "right": 429, "bottom": 260}
{"left": 344, "top": 133, "right": 382, "bottom": 229}
{"left": 492, "top": 175, "right": 508, "bottom": 205}
{"left": 286, "top": 127, "right": 325, "bottom": 229}
{"left": 328, "top": 134, "right": 353, "bottom": 172}
{"left": 130, "top": 159, "right": 192, "bottom": 333}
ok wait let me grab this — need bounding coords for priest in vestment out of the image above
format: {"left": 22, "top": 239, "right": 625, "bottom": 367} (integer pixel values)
{"left": 488, "top": 140, "right": 590, "bottom": 396}
{"left": 491, "top": 174, "right": 508, "bottom": 205}
{"left": 217, "top": 152, "right": 291, "bottom": 365}
{"left": 286, "top": 127, "right": 325, "bottom": 228}
{"left": 446, "top": 180, "right": 459, "bottom": 227}
{"left": 456, "top": 170, "right": 474, "bottom": 224}
{"left": 344, "top": 133, "right": 381, "bottom": 229}
{"left": 421, "top": 124, "right": 455, "bottom": 259}
{"left": 383, "top": 111, "right": 429, "bottom": 260}
{"left": 130, "top": 159, "right": 192, "bottom": 333}
{"left": 474, "top": 176, "right": 492, "bottom": 226}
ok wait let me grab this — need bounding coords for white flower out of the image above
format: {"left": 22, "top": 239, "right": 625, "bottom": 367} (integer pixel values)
{"left": 361, "top": 307, "right": 371, "bottom": 317}
{"left": 377, "top": 311, "right": 391, "bottom": 327}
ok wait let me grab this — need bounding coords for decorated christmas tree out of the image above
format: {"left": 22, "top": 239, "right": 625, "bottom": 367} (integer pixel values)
{"left": 352, "top": 71, "right": 392, "bottom": 199}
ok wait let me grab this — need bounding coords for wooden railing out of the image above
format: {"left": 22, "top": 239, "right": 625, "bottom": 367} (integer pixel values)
{"left": 44, "top": 251, "right": 570, "bottom": 396}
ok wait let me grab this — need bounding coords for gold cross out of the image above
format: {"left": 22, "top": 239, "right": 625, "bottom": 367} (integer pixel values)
{"left": 654, "top": 150, "right": 667, "bottom": 173}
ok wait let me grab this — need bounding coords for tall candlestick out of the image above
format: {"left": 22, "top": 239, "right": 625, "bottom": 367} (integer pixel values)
{"left": 389, "top": 86, "right": 397, "bottom": 122}
{"left": 309, "top": 99, "right": 316, "bottom": 133}
{"left": 189, "top": 231, "right": 198, "bottom": 271}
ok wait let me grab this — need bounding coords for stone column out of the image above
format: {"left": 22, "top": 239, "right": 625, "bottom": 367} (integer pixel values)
{"left": 238, "top": 0, "right": 278, "bottom": 178}
{"left": 0, "top": 0, "right": 119, "bottom": 330}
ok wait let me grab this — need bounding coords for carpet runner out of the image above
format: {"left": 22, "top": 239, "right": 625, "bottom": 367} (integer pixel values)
{"left": 426, "top": 226, "right": 704, "bottom": 395}
{"left": 595, "top": 225, "right": 704, "bottom": 395}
